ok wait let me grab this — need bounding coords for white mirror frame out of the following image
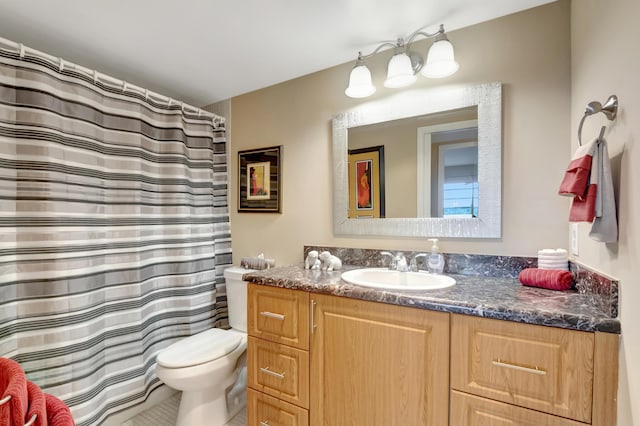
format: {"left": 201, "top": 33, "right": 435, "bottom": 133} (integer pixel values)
{"left": 332, "top": 82, "right": 502, "bottom": 238}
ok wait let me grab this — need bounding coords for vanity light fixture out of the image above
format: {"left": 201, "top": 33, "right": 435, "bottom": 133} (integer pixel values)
{"left": 345, "top": 24, "right": 459, "bottom": 98}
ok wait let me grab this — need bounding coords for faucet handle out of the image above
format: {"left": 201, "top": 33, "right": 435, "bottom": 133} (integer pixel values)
{"left": 380, "top": 251, "right": 395, "bottom": 269}
{"left": 409, "top": 253, "right": 428, "bottom": 272}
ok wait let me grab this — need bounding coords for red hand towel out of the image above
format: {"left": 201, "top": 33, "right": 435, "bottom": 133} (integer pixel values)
{"left": 45, "top": 393, "right": 75, "bottom": 426}
{"left": 0, "top": 357, "right": 28, "bottom": 426}
{"left": 26, "top": 381, "right": 48, "bottom": 426}
{"left": 558, "top": 154, "right": 592, "bottom": 198}
{"left": 569, "top": 184, "right": 598, "bottom": 222}
{"left": 519, "top": 268, "right": 573, "bottom": 291}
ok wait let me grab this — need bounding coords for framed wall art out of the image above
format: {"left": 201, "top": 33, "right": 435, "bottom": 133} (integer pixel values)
{"left": 238, "top": 145, "right": 282, "bottom": 213}
{"left": 348, "top": 145, "right": 385, "bottom": 218}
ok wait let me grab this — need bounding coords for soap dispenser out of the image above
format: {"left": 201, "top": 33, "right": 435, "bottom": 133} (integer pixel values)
{"left": 427, "top": 238, "right": 445, "bottom": 274}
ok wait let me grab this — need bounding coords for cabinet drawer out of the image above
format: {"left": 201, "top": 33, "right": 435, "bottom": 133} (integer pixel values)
{"left": 450, "top": 390, "right": 588, "bottom": 426}
{"left": 248, "top": 336, "right": 309, "bottom": 408}
{"left": 248, "top": 284, "right": 309, "bottom": 350}
{"left": 451, "top": 314, "right": 594, "bottom": 423}
{"left": 247, "top": 388, "right": 308, "bottom": 426}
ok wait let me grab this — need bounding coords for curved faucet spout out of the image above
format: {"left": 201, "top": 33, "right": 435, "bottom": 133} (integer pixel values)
{"left": 394, "top": 253, "right": 409, "bottom": 272}
{"left": 381, "top": 251, "right": 409, "bottom": 272}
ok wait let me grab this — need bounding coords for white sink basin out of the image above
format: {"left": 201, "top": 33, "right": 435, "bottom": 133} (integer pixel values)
{"left": 341, "top": 268, "right": 455, "bottom": 291}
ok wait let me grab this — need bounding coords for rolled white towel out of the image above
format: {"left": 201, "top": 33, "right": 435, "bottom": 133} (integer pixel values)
{"left": 538, "top": 248, "right": 568, "bottom": 257}
{"left": 538, "top": 248, "right": 568, "bottom": 270}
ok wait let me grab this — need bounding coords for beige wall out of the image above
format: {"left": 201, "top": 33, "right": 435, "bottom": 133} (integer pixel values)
{"left": 571, "top": 1, "right": 639, "bottom": 424}
{"left": 229, "top": 1, "right": 571, "bottom": 265}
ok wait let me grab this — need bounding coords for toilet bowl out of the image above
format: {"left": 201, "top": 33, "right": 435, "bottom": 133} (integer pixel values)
{"left": 155, "top": 266, "right": 253, "bottom": 426}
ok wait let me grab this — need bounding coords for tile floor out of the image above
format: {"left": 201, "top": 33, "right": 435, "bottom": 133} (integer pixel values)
{"left": 121, "top": 393, "right": 246, "bottom": 426}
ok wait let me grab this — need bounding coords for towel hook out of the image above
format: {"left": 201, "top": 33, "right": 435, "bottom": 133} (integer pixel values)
{"left": 577, "top": 94, "right": 618, "bottom": 145}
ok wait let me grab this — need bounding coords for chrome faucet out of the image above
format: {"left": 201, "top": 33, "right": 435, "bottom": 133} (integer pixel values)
{"left": 409, "top": 253, "right": 428, "bottom": 272}
{"left": 381, "top": 251, "right": 409, "bottom": 272}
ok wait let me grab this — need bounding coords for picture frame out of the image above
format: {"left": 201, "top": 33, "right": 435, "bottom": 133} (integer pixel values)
{"left": 238, "top": 145, "right": 282, "bottom": 213}
{"left": 348, "top": 145, "right": 385, "bottom": 218}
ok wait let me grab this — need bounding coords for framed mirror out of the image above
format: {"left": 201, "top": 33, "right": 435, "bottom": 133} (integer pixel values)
{"left": 332, "top": 82, "right": 502, "bottom": 238}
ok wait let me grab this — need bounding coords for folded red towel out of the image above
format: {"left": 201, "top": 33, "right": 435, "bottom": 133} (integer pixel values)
{"left": 570, "top": 184, "right": 598, "bottom": 222}
{"left": 519, "top": 268, "right": 573, "bottom": 291}
{"left": 45, "top": 393, "right": 75, "bottom": 426}
{"left": 0, "top": 357, "right": 28, "bottom": 426}
{"left": 558, "top": 154, "right": 593, "bottom": 198}
{"left": 26, "top": 381, "right": 48, "bottom": 426}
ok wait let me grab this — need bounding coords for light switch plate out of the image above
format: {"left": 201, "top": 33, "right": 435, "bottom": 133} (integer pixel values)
{"left": 571, "top": 223, "right": 579, "bottom": 256}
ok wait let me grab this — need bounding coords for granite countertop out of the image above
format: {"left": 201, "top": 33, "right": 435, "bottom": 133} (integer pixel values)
{"left": 244, "top": 264, "right": 620, "bottom": 334}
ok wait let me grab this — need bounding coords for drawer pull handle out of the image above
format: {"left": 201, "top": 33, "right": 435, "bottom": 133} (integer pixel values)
{"left": 260, "top": 366, "right": 286, "bottom": 379}
{"left": 260, "top": 311, "right": 286, "bottom": 321}
{"left": 260, "top": 421, "right": 270, "bottom": 426}
{"left": 492, "top": 359, "right": 547, "bottom": 376}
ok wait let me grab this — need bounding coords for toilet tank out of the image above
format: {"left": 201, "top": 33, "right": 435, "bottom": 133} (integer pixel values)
{"left": 223, "top": 266, "right": 255, "bottom": 333}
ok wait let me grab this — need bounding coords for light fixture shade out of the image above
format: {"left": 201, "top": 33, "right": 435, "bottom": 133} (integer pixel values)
{"left": 421, "top": 38, "right": 459, "bottom": 78}
{"left": 384, "top": 52, "right": 417, "bottom": 88}
{"left": 345, "top": 64, "right": 376, "bottom": 98}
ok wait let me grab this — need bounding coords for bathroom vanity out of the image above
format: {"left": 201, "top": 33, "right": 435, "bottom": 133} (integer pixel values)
{"left": 245, "top": 260, "right": 619, "bottom": 426}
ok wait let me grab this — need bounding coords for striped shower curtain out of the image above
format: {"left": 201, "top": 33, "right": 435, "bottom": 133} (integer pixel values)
{"left": 0, "top": 46, "right": 231, "bottom": 425}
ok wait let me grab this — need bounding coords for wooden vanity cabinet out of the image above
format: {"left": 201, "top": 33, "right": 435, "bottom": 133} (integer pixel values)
{"left": 247, "top": 284, "right": 618, "bottom": 426}
{"left": 247, "top": 284, "right": 310, "bottom": 426}
{"left": 309, "top": 293, "right": 450, "bottom": 426}
{"left": 247, "top": 284, "right": 450, "bottom": 426}
{"left": 450, "top": 314, "right": 619, "bottom": 426}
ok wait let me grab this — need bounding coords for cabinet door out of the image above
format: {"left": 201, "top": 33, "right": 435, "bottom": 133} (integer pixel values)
{"left": 450, "top": 390, "right": 587, "bottom": 426}
{"left": 248, "top": 388, "right": 308, "bottom": 426}
{"left": 451, "top": 314, "right": 594, "bottom": 423}
{"left": 248, "top": 284, "right": 309, "bottom": 350}
{"left": 310, "top": 294, "right": 450, "bottom": 426}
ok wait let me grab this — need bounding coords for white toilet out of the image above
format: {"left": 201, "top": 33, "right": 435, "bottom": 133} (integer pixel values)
{"left": 155, "top": 266, "right": 253, "bottom": 426}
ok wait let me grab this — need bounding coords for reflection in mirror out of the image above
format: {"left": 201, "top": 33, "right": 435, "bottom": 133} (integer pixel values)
{"left": 434, "top": 137, "right": 478, "bottom": 218}
{"left": 332, "top": 82, "right": 501, "bottom": 238}
{"left": 348, "top": 107, "right": 478, "bottom": 218}
{"left": 347, "top": 145, "right": 385, "bottom": 218}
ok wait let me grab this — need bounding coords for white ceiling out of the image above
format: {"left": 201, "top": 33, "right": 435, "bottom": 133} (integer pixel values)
{"left": 0, "top": 0, "right": 555, "bottom": 107}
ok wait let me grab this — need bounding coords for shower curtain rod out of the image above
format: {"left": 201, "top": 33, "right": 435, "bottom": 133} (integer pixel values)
{"left": 0, "top": 36, "right": 224, "bottom": 124}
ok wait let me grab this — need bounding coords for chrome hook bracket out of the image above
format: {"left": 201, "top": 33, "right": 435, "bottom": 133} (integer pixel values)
{"left": 600, "top": 94, "right": 618, "bottom": 120}
{"left": 577, "top": 94, "right": 618, "bottom": 145}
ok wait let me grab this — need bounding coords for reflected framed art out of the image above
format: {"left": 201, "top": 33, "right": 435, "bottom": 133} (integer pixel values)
{"left": 348, "top": 145, "right": 385, "bottom": 218}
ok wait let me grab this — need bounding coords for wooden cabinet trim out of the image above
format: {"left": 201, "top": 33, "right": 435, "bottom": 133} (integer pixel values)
{"left": 591, "top": 331, "right": 619, "bottom": 426}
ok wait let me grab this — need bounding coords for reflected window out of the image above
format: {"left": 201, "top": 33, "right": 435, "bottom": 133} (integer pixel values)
{"left": 416, "top": 118, "right": 478, "bottom": 218}
{"left": 441, "top": 142, "right": 478, "bottom": 218}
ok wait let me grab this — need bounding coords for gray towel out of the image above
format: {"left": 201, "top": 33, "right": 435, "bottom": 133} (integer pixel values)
{"left": 589, "top": 138, "right": 618, "bottom": 242}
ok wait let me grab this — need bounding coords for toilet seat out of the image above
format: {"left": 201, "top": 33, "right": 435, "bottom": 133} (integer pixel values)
{"left": 157, "top": 329, "right": 242, "bottom": 368}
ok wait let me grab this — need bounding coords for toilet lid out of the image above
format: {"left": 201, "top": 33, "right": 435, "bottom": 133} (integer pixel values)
{"left": 156, "top": 329, "right": 242, "bottom": 368}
